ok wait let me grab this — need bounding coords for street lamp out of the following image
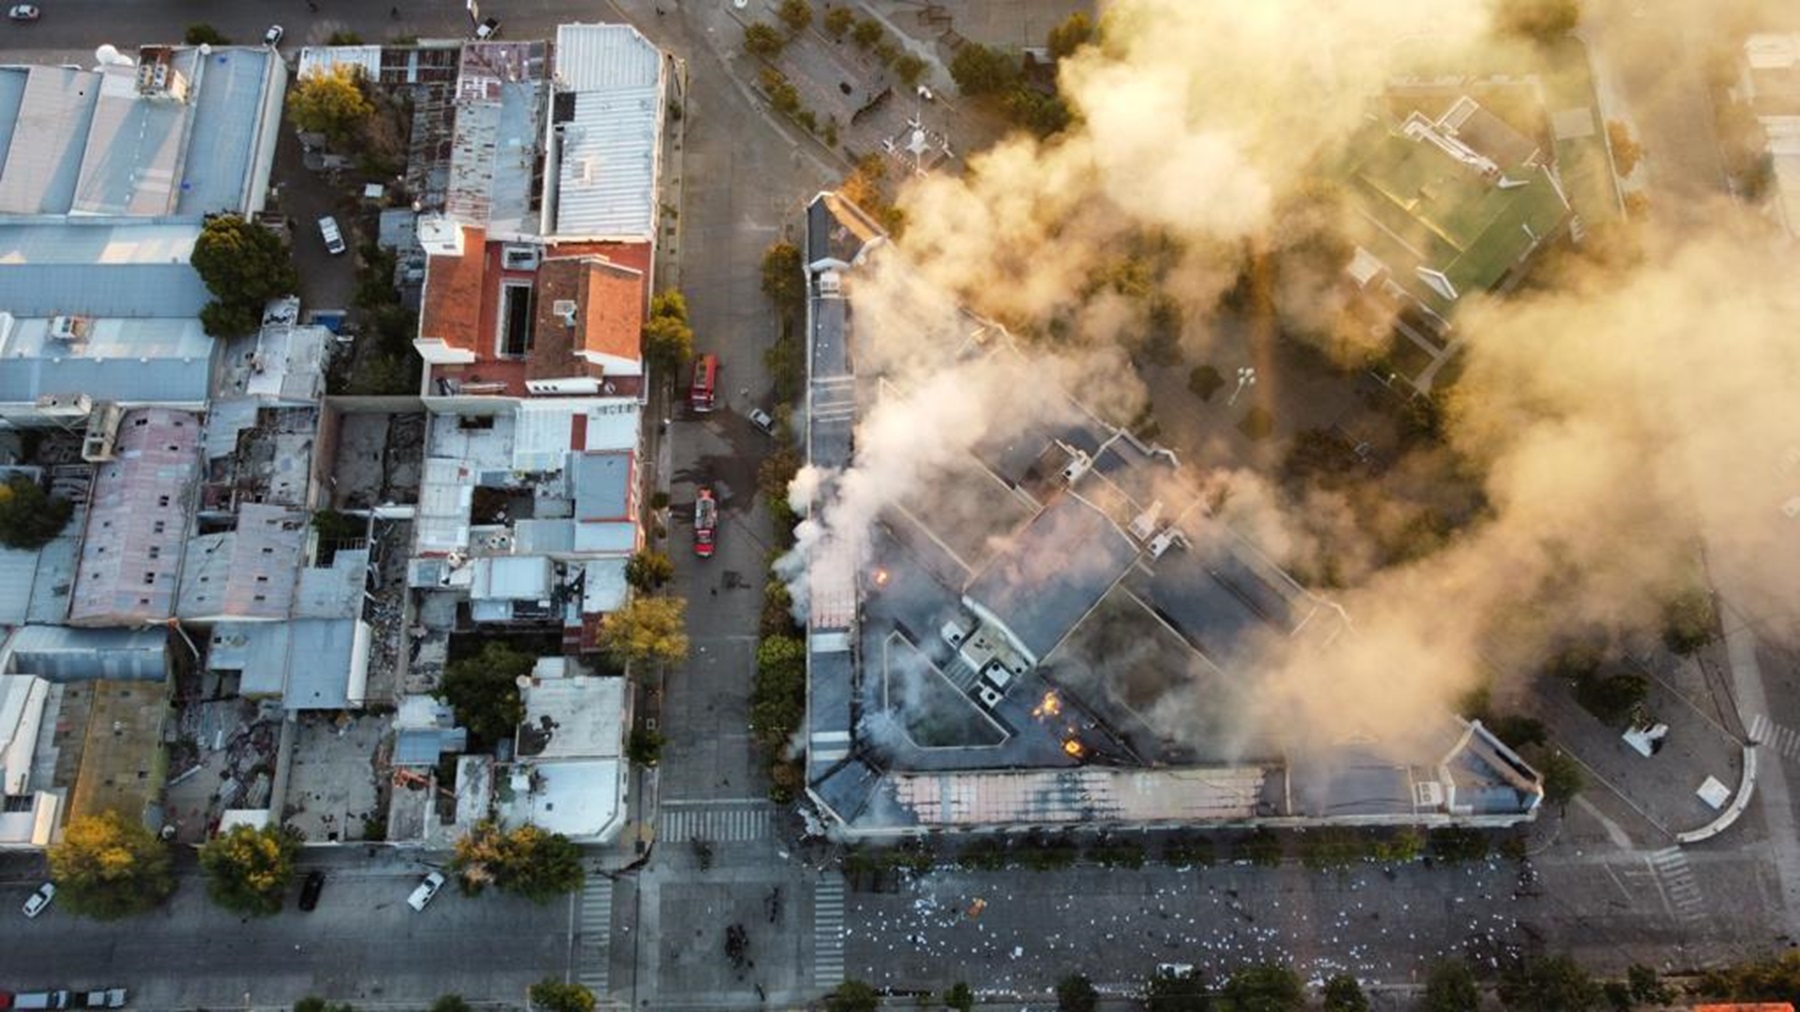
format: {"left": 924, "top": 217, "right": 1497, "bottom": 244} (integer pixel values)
{"left": 1228, "top": 366, "right": 1258, "bottom": 406}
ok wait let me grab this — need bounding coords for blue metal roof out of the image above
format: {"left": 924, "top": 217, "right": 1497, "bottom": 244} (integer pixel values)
{"left": 3, "top": 624, "right": 168, "bottom": 682}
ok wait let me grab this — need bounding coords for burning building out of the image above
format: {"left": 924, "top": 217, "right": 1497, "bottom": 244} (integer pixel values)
{"left": 794, "top": 193, "right": 1543, "bottom": 839}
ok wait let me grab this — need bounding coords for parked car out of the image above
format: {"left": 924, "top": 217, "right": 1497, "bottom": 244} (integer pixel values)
{"left": 474, "top": 17, "right": 500, "bottom": 39}
{"left": 7, "top": 5, "right": 40, "bottom": 21}
{"left": 21, "top": 881, "right": 54, "bottom": 918}
{"left": 298, "top": 870, "right": 325, "bottom": 911}
{"left": 263, "top": 24, "right": 284, "bottom": 47}
{"left": 747, "top": 407, "right": 775, "bottom": 436}
{"left": 10, "top": 992, "right": 72, "bottom": 1010}
{"left": 74, "top": 990, "right": 127, "bottom": 1009}
{"left": 317, "top": 216, "right": 346, "bottom": 256}
{"left": 406, "top": 870, "right": 445, "bottom": 912}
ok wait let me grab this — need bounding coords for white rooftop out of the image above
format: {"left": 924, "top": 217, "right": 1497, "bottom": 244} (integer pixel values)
{"left": 548, "top": 24, "right": 665, "bottom": 239}
{"left": 518, "top": 670, "right": 624, "bottom": 761}
{"left": 501, "top": 758, "right": 623, "bottom": 842}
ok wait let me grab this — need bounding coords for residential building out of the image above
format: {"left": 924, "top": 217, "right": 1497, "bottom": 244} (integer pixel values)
{"left": 498, "top": 656, "right": 629, "bottom": 843}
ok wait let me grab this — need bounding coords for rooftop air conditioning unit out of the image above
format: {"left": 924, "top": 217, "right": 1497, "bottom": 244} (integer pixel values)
{"left": 502, "top": 245, "right": 540, "bottom": 271}
{"left": 552, "top": 299, "right": 578, "bottom": 325}
{"left": 1061, "top": 449, "right": 1092, "bottom": 485}
{"left": 48, "top": 315, "right": 89, "bottom": 342}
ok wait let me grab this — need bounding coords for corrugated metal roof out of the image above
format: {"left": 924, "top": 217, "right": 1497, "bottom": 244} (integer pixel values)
{"left": 68, "top": 408, "right": 202, "bottom": 625}
{"left": 293, "top": 548, "right": 368, "bottom": 619}
{"left": 3, "top": 624, "right": 168, "bottom": 682}
{"left": 0, "top": 223, "right": 208, "bottom": 319}
{"left": 296, "top": 46, "right": 383, "bottom": 83}
{"left": 514, "top": 518, "right": 574, "bottom": 554}
{"left": 72, "top": 62, "right": 192, "bottom": 216}
{"left": 0, "top": 66, "right": 101, "bottom": 215}
{"left": 175, "top": 504, "right": 307, "bottom": 620}
{"left": 211, "top": 618, "right": 369, "bottom": 710}
{"left": 514, "top": 400, "right": 580, "bottom": 472}
{"left": 583, "top": 398, "right": 640, "bottom": 451}
{"left": 0, "top": 68, "right": 28, "bottom": 172}
{"left": 571, "top": 451, "right": 631, "bottom": 519}
{"left": 549, "top": 24, "right": 663, "bottom": 239}
{"left": 446, "top": 43, "right": 548, "bottom": 233}
{"left": 416, "top": 457, "right": 475, "bottom": 555}
{"left": 470, "top": 555, "right": 554, "bottom": 601}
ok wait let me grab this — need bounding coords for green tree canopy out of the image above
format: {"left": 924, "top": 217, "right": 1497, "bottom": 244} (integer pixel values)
{"left": 0, "top": 475, "right": 75, "bottom": 550}
{"left": 743, "top": 21, "right": 784, "bottom": 59}
{"left": 643, "top": 291, "right": 695, "bottom": 378}
{"left": 1046, "top": 11, "right": 1094, "bottom": 60}
{"left": 528, "top": 980, "right": 595, "bottom": 1012}
{"left": 1662, "top": 586, "right": 1717, "bottom": 655}
{"left": 1423, "top": 961, "right": 1480, "bottom": 1012}
{"left": 943, "top": 982, "right": 973, "bottom": 1012}
{"left": 185, "top": 23, "right": 231, "bottom": 45}
{"left": 1055, "top": 974, "right": 1097, "bottom": 1012}
{"left": 48, "top": 810, "right": 176, "bottom": 919}
{"left": 287, "top": 66, "right": 375, "bottom": 146}
{"left": 1498, "top": 954, "right": 1602, "bottom": 1011}
{"left": 451, "top": 821, "right": 585, "bottom": 901}
{"left": 1144, "top": 969, "right": 1208, "bottom": 1012}
{"left": 192, "top": 215, "right": 299, "bottom": 338}
{"left": 950, "top": 43, "right": 1020, "bottom": 97}
{"left": 436, "top": 640, "right": 533, "bottom": 749}
{"left": 198, "top": 823, "right": 299, "bottom": 916}
{"left": 823, "top": 7, "right": 855, "bottom": 37}
{"left": 1320, "top": 974, "right": 1370, "bottom": 1012}
{"left": 824, "top": 981, "right": 879, "bottom": 1012}
{"left": 851, "top": 17, "right": 884, "bottom": 50}
{"left": 1539, "top": 749, "right": 1584, "bottom": 807}
{"left": 760, "top": 241, "right": 806, "bottom": 318}
{"left": 776, "top": 0, "right": 812, "bottom": 33}
{"left": 1216, "top": 963, "right": 1304, "bottom": 1012}
{"left": 625, "top": 550, "right": 675, "bottom": 593}
{"left": 293, "top": 999, "right": 353, "bottom": 1012}
{"left": 429, "top": 997, "right": 471, "bottom": 1012}
{"left": 596, "top": 597, "right": 690, "bottom": 669}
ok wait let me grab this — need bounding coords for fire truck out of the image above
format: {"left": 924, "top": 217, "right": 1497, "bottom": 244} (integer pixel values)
{"left": 693, "top": 487, "right": 717, "bottom": 558}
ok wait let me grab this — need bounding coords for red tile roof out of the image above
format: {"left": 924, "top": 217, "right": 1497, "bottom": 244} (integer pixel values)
{"left": 530, "top": 253, "right": 644, "bottom": 381}
{"left": 419, "top": 225, "right": 490, "bottom": 355}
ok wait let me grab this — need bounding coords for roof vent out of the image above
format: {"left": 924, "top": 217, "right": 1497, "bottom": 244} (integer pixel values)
{"left": 48, "top": 315, "right": 89, "bottom": 342}
{"left": 1061, "top": 449, "right": 1092, "bottom": 485}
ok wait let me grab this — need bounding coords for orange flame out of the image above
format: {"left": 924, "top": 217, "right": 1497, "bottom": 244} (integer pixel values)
{"left": 1062, "top": 738, "right": 1085, "bottom": 758}
{"left": 1032, "top": 691, "right": 1062, "bottom": 720}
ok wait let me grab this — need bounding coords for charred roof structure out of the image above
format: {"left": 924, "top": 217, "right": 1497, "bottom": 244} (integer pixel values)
{"left": 798, "top": 193, "right": 1543, "bottom": 839}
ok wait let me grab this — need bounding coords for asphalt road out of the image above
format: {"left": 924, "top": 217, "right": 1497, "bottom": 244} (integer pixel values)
{"left": 2, "top": 858, "right": 570, "bottom": 1009}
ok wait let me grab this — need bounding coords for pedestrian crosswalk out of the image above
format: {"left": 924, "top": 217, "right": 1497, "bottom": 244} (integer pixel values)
{"left": 660, "top": 802, "right": 774, "bottom": 842}
{"left": 575, "top": 875, "right": 613, "bottom": 995}
{"left": 814, "top": 875, "right": 846, "bottom": 988}
{"left": 1647, "top": 846, "right": 1706, "bottom": 929}
{"left": 1748, "top": 713, "right": 1800, "bottom": 761}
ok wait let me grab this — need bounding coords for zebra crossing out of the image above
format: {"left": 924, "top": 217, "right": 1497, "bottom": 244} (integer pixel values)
{"left": 659, "top": 802, "right": 774, "bottom": 842}
{"left": 1647, "top": 846, "right": 1707, "bottom": 929}
{"left": 1748, "top": 713, "right": 1800, "bottom": 761}
{"left": 574, "top": 875, "right": 613, "bottom": 995}
{"left": 813, "top": 876, "right": 846, "bottom": 988}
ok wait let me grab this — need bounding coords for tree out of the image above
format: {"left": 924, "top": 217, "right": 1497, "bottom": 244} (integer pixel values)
{"left": 1055, "top": 975, "right": 1098, "bottom": 1012}
{"left": 1606, "top": 120, "right": 1643, "bottom": 176}
{"left": 943, "top": 982, "right": 973, "bottom": 1012}
{"left": 1428, "top": 826, "right": 1490, "bottom": 863}
{"left": 0, "top": 475, "right": 74, "bottom": 550}
{"left": 625, "top": 550, "right": 674, "bottom": 593}
{"left": 191, "top": 215, "right": 299, "bottom": 338}
{"left": 743, "top": 21, "right": 784, "bottom": 59}
{"left": 198, "top": 823, "right": 299, "bottom": 916}
{"left": 1216, "top": 963, "right": 1304, "bottom": 1012}
{"left": 1188, "top": 365, "right": 1225, "bottom": 402}
{"left": 1573, "top": 671, "right": 1648, "bottom": 728}
{"left": 627, "top": 726, "right": 666, "bottom": 766}
{"left": 596, "top": 597, "right": 690, "bottom": 669}
{"left": 451, "top": 821, "right": 585, "bottom": 901}
{"left": 1422, "top": 961, "right": 1480, "bottom": 1012}
{"left": 761, "top": 241, "right": 806, "bottom": 317}
{"left": 528, "top": 980, "right": 594, "bottom": 1012}
{"left": 894, "top": 53, "right": 928, "bottom": 88}
{"left": 949, "top": 43, "right": 1019, "bottom": 97}
{"left": 326, "top": 30, "right": 365, "bottom": 45}
{"left": 643, "top": 288, "right": 695, "bottom": 378}
{"left": 429, "top": 998, "right": 471, "bottom": 1012}
{"left": 1626, "top": 964, "right": 1673, "bottom": 1005}
{"left": 776, "top": 0, "right": 812, "bottom": 33}
{"left": 824, "top": 980, "right": 880, "bottom": 1012}
{"left": 436, "top": 640, "right": 532, "bottom": 749}
{"left": 1492, "top": 0, "right": 1581, "bottom": 43}
{"left": 294, "top": 1000, "right": 353, "bottom": 1012}
{"left": 1498, "top": 954, "right": 1602, "bottom": 1011}
{"left": 288, "top": 66, "right": 375, "bottom": 146}
{"left": 1662, "top": 587, "right": 1717, "bottom": 655}
{"left": 823, "top": 7, "right": 855, "bottom": 38}
{"left": 48, "top": 810, "right": 176, "bottom": 919}
{"left": 185, "top": 23, "right": 231, "bottom": 45}
{"left": 1320, "top": 974, "right": 1369, "bottom": 1012}
{"left": 1489, "top": 714, "right": 1548, "bottom": 750}
{"left": 851, "top": 17, "right": 885, "bottom": 50}
{"left": 1046, "top": 11, "right": 1094, "bottom": 61}
{"left": 1540, "top": 749, "right": 1584, "bottom": 808}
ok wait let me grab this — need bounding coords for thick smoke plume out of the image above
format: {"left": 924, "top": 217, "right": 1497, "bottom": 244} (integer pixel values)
{"left": 785, "top": 0, "right": 1800, "bottom": 753}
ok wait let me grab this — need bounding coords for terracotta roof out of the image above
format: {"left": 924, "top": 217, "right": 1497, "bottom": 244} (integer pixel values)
{"left": 419, "top": 225, "right": 490, "bottom": 354}
{"left": 546, "top": 239, "right": 652, "bottom": 274}
{"left": 530, "top": 254, "right": 644, "bottom": 381}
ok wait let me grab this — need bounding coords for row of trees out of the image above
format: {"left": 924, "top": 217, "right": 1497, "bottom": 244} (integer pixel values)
{"left": 47, "top": 810, "right": 588, "bottom": 920}
{"left": 828, "top": 955, "right": 1682, "bottom": 1012}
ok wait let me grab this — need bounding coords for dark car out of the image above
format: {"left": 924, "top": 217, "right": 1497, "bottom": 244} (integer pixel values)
{"left": 298, "top": 870, "right": 325, "bottom": 911}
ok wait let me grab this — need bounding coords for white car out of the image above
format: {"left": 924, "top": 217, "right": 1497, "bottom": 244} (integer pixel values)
{"left": 318, "top": 215, "right": 346, "bottom": 256}
{"left": 8, "top": 4, "right": 40, "bottom": 20}
{"left": 407, "top": 870, "right": 445, "bottom": 911}
{"left": 474, "top": 17, "right": 500, "bottom": 39}
{"left": 747, "top": 407, "right": 775, "bottom": 436}
{"left": 22, "top": 881, "right": 54, "bottom": 918}
{"left": 263, "top": 24, "right": 284, "bottom": 47}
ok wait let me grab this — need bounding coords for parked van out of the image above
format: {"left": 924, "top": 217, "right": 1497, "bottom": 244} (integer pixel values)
{"left": 318, "top": 216, "right": 346, "bottom": 256}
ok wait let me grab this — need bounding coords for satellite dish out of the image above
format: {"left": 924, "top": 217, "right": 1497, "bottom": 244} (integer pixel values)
{"left": 198, "top": 43, "right": 212, "bottom": 56}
